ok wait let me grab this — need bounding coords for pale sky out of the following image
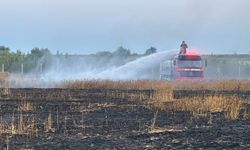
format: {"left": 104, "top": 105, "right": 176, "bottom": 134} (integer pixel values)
{"left": 0, "top": 0, "right": 250, "bottom": 54}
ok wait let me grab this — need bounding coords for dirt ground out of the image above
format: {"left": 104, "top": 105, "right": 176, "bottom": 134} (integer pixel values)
{"left": 0, "top": 89, "right": 249, "bottom": 149}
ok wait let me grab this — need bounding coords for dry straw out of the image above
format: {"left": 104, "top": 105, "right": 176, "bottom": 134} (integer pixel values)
{"left": 155, "top": 96, "right": 243, "bottom": 120}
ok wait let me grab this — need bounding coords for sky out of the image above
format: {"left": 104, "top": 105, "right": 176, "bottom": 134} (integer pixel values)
{"left": 0, "top": 0, "right": 250, "bottom": 54}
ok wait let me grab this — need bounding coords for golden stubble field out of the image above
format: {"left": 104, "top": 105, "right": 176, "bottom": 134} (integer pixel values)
{"left": 61, "top": 80, "right": 250, "bottom": 118}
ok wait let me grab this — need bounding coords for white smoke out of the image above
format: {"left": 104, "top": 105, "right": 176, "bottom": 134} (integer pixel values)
{"left": 4, "top": 49, "right": 177, "bottom": 88}
{"left": 40, "top": 49, "right": 176, "bottom": 81}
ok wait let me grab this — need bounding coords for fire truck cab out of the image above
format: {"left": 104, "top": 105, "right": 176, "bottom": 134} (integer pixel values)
{"left": 160, "top": 51, "right": 206, "bottom": 80}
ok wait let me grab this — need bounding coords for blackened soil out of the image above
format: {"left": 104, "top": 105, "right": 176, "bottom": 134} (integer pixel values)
{"left": 0, "top": 89, "right": 249, "bottom": 149}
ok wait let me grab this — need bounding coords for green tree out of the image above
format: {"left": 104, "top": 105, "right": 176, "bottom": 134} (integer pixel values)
{"left": 145, "top": 47, "right": 157, "bottom": 55}
{"left": 23, "top": 48, "right": 52, "bottom": 73}
{"left": 113, "top": 46, "right": 131, "bottom": 57}
{"left": 0, "top": 46, "right": 11, "bottom": 71}
{"left": 96, "top": 51, "right": 112, "bottom": 57}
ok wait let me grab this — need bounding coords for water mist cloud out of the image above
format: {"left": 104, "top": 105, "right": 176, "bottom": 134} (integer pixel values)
{"left": 4, "top": 49, "right": 176, "bottom": 88}
{"left": 40, "top": 50, "right": 177, "bottom": 81}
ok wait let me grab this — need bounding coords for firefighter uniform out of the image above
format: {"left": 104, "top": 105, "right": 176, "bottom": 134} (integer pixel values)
{"left": 180, "top": 41, "right": 188, "bottom": 54}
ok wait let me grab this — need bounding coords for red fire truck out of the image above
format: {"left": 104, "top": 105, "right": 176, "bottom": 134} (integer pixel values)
{"left": 160, "top": 51, "right": 207, "bottom": 80}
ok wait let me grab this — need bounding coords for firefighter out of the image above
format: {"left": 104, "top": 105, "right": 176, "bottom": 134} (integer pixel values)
{"left": 179, "top": 41, "right": 188, "bottom": 54}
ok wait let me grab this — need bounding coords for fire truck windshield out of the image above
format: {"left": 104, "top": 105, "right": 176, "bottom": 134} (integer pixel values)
{"left": 178, "top": 60, "right": 202, "bottom": 68}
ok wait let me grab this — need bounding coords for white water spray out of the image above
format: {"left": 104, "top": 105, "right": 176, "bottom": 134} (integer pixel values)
{"left": 41, "top": 49, "right": 177, "bottom": 81}
{"left": 95, "top": 49, "right": 177, "bottom": 80}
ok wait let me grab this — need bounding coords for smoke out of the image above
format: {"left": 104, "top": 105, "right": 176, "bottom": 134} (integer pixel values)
{"left": 4, "top": 49, "right": 176, "bottom": 88}
{"left": 5, "top": 48, "right": 250, "bottom": 88}
{"left": 41, "top": 49, "right": 177, "bottom": 81}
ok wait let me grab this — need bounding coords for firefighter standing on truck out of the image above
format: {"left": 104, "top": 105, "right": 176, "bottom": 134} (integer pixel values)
{"left": 179, "top": 41, "right": 188, "bottom": 54}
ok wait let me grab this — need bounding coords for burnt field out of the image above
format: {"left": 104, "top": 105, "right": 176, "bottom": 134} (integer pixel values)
{"left": 0, "top": 83, "right": 250, "bottom": 149}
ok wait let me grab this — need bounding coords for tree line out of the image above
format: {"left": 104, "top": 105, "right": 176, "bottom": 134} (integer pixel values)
{"left": 0, "top": 46, "right": 157, "bottom": 73}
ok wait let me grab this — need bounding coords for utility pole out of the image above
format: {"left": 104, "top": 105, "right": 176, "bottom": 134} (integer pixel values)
{"left": 21, "top": 64, "right": 24, "bottom": 74}
{"left": 2, "top": 64, "right": 4, "bottom": 72}
{"left": 238, "top": 62, "right": 241, "bottom": 79}
{"left": 40, "top": 63, "right": 43, "bottom": 73}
